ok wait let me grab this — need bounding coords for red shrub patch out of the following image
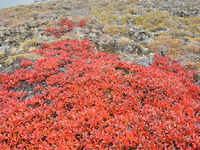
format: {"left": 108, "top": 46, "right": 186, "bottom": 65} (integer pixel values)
{"left": 20, "top": 60, "right": 32, "bottom": 68}
{"left": 45, "top": 20, "right": 87, "bottom": 38}
{"left": 0, "top": 29, "right": 200, "bottom": 149}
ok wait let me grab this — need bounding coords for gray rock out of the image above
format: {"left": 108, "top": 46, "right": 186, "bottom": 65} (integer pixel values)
{"left": 0, "top": 45, "right": 7, "bottom": 52}
{"left": 99, "top": 34, "right": 117, "bottom": 53}
{"left": 133, "top": 56, "right": 154, "bottom": 67}
{"left": 123, "top": 45, "right": 134, "bottom": 53}
{"left": 59, "top": 9, "right": 68, "bottom": 14}
{"left": 132, "top": 44, "right": 145, "bottom": 55}
{"left": 134, "top": 31, "right": 151, "bottom": 42}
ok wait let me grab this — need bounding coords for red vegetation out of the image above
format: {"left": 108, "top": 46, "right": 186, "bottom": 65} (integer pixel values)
{"left": 0, "top": 27, "right": 200, "bottom": 149}
{"left": 45, "top": 20, "right": 87, "bottom": 38}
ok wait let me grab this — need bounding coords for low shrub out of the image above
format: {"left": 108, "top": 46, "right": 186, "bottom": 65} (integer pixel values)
{"left": 45, "top": 20, "right": 87, "bottom": 38}
{"left": 0, "top": 25, "right": 199, "bottom": 150}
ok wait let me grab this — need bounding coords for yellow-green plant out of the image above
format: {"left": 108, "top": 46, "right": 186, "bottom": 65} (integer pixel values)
{"left": 20, "top": 38, "right": 39, "bottom": 52}
{"left": 134, "top": 11, "right": 172, "bottom": 31}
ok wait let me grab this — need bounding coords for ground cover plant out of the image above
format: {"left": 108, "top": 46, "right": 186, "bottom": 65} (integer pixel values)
{"left": 45, "top": 20, "right": 87, "bottom": 38}
{"left": 0, "top": 20, "right": 200, "bottom": 149}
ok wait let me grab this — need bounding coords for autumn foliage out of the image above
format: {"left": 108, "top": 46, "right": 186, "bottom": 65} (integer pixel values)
{"left": 45, "top": 20, "right": 87, "bottom": 38}
{"left": 0, "top": 20, "right": 200, "bottom": 149}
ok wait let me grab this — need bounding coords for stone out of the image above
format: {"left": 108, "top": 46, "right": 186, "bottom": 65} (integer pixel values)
{"left": 99, "top": 34, "right": 117, "bottom": 52}
{"left": 0, "top": 46, "right": 7, "bottom": 52}
{"left": 133, "top": 56, "right": 154, "bottom": 67}
{"left": 132, "top": 44, "right": 145, "bottom": 55}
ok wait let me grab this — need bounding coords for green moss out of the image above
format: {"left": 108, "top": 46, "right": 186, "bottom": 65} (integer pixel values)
{"left": 16, "top": 53, "right": 43, "bottom": 59}
{"left": 102, "top": 25, "right": 121, "bottom": 35}
{"left": 171, "top": 16, "right": 200, "bottom": 36}
{"left": 46, "top": 22, "right": 53, "bottom": 28}
{"left": 89, "top": 8, "right": 102, "bottom": 16}
{"left": 4, "top": 56, "right": 15, "bottom": 65}
{"left": 124, "top": 7, "right": 136, "bottom": 15}
{"left": 120, "top": 14, "right": 133, "bottom": 25}
{"left": 4, "top": 53, "right": 43, "bottom": 66}
{"left": 102, "top": 24, "right": 128, "bottom": 36}
{"left": 98, "top": 14, "right": 119, "bottom": 24}
{"left": 20, "top": 38, "right": 39, "bottom": 52}
{"left": 104, "top": 4, "right": 115, "bottom": 12}
{"left": 134, "top": 11, "right": 172, "bottom": 31}
{"left": 15, "top": 8, "right": 26, "bottom": 14}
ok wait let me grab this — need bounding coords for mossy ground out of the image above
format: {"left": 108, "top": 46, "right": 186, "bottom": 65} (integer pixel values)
{"left": 0, "top": 0, "right": 199, "bottom": 71}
